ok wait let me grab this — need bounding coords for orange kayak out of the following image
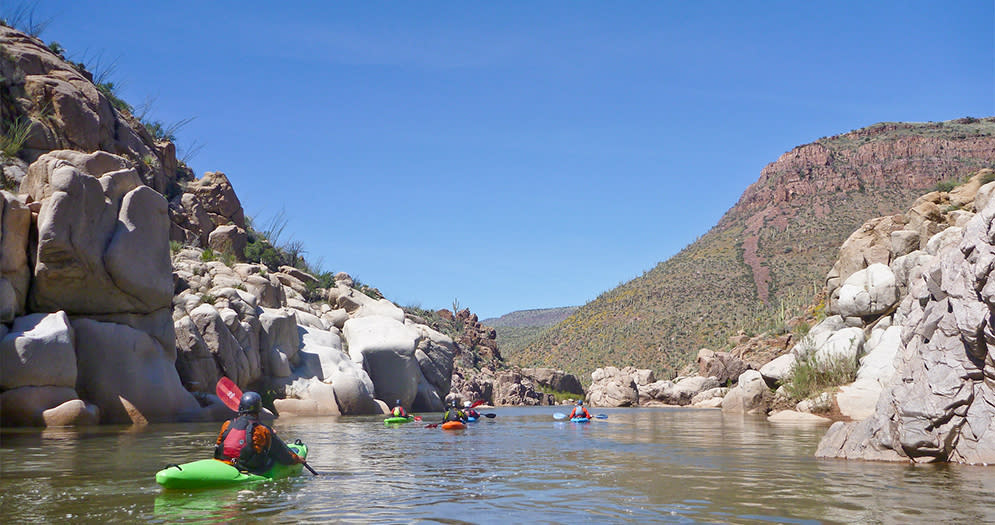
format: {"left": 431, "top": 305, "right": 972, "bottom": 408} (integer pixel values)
{"left": 441, "top": 421, "right": 466, "bottom": 430}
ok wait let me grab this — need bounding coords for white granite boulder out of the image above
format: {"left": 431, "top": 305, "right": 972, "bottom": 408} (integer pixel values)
{"left": 25, "top": 152, "right": 172, "bottom": 314}
{"left": 721, "top": 370, "right": 769, "bottom": 414}
{"left": 343, "top": 315, "right": 420, "bottom": 407}
{"left": 835, "top": 263, "right": 899, "bottom": 317}
{"left": 73, "top": 318, "right": 203, "bottom": 424}
{"left": 0, "top": 191, "right": 31, "bottom": 322}
{"left": 0, "top": 312, "right": 76, "bottom": 389}
{"left": 586, "top": 367, "right": 639, "bottom": 407}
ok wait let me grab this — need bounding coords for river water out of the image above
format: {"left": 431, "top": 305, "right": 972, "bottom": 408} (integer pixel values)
{"left": 2, "top": 406, "right": 994, "bottom": 524}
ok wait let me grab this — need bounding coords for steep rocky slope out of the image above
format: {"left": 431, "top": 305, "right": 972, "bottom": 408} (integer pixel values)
{"left": 516, "top": 119, "right": 995, "bottom": 381}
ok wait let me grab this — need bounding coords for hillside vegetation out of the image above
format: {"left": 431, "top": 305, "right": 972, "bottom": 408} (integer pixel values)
{"left": 482, "top": 307, "right": 578, "bottom": 358}
{"left": 512, "top": 118, "right": 995, "bottom": 381}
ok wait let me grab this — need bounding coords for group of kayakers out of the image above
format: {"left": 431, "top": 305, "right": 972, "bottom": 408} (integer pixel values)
{"left": 212, "top": 388, "right": 592, "bottom": 474}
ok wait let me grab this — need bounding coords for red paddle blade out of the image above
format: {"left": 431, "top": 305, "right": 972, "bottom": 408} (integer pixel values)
{"left": 216, "top": 377, "right": 242, "bottom": 411}
{"left": 470, "top": 400, "right": 486, "bottom": 408}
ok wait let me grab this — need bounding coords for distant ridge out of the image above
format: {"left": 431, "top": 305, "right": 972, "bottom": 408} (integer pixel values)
{"left": 512, "top": 118, "right": 995, "bottom": 380}
{"left": 482, "top": 306, "right": 579, "bottom": 359}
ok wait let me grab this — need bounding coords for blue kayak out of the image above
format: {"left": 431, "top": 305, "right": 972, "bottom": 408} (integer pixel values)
{"left": 570, "top": 417, "right": 590, "bottom": 423}
{"left": 466, "top": 415, "right": 479, "bottom": 422}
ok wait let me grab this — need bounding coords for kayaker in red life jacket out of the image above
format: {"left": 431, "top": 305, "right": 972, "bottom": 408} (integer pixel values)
{"left": 463, "top": 401, "right": 480, "bottom": 420}
{"left": 391, "top": 400, "right": 408, "bottom": 418}
{"left": 568, "top": 400, "right": 592, "bottom": 419}
{"left": 214, "top": 391, "right": 303, "bottom": 472}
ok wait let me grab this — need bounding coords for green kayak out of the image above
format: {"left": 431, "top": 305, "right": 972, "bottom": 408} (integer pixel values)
{"left": 155, "top": 442, "right": 307, "bottom": 489}
{"left": 384, "top": 416, "right": 414, "bottom": 425}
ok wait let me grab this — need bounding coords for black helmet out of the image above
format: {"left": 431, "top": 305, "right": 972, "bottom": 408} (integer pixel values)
{"left": 577, "top": 400, "right": 584, "bottom": 406}
{"left": 239, "top": 391, "right": 262, "bottom": 414}
{"left": 395, "top": 399, "right": 402, "bottom": 406}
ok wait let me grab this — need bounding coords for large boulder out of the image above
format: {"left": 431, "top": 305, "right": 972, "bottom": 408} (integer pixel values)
{"left": 835, "top": 263, "right": 899, "bottom": 317}
{"left": 342, "top": 315, "right": 420, "bottom": 407}
{"left": 73, "top": 318, "right": 203, "bottom": 424}
{"left": 721, "top": 370, "right": 769, "bottom": 414}
{"left": 258, "top": 308, "right": 300, "bottom": 378}
{"left": 520, "top": 367, "right": 584, "bottom": 395}
{"left": 189, "top": 304, "right": 252, "bottom": 387}
{"left": 24, "top": 151, "right": 172, "bottom": 314}
{"left": 0, "top": 311, "right": 75, "bottom": 389}
{"left": 586, "top": 367, "right": 639, "bottom": 407}
{"left": 208, "top": 224, "right": 247, "bottom": 260}
{"left": 696, "top": 349, "right": 751, "bottom": 385}
{"left": 661, "top": 376, "right": 720, "bottom": 406}
{"left": 836, "top": 325, "right": 902, "bottom": 420}
{"left": 187, "top": 171, "right": 245, "bottom": 229}
{"left": 295, "top": 326, "right": 379, "bottom": 414}
{"left": 826, "top": 215, "right": 906, "bottom": 310}
{"left": 274, "top": 378, "right": 342, "bottom": 417}
{"left": 0, "top": 191, "right": 31, "bottom": 322}
{"left": 759, "top": 353, "right": 796, "bottom": 387}
{"left": 491, "top": 370, "right": 551, "bottom": 406}
{"left": 173, "top": 315, "right": 219, "bottom": 393}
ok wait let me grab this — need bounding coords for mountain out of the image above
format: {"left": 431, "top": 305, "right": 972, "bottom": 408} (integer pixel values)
{"left": 481, "top": 307, "right": 578, "bottom": 357}
{"left": 511, "top": 118, "right": 995, "bottom": 380}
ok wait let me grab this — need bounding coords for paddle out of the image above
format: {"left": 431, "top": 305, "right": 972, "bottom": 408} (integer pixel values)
{"left": 553, "top": 412, "right": 567, "bottom": 420}
{"left": 214, "top": 378, "right": 318, "bottom": 476}
{"left": 216, "top": 377, "right": 241, "bottom": 412}
{"left": 469, "top": 400, "right": 487, "bottom": 408}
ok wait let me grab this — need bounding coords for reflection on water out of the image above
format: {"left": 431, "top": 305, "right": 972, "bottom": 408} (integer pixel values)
{"left": 2, "top": 408, "right": 995, "bottom": 523}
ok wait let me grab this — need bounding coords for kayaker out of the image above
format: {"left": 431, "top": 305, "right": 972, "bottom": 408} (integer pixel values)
{"left": 568, "top": 400, "right": 592, "bottom": 420}
{"left": 214, "top": 391, "right": 303, "bottom": 473}
{"left": 441, "top": 399, "right": 467, "bottom": 424}
{"left": 390, "top": 400, "right": 409, "bottom": 418}
{"left": 463, "top": 401, "right": 480, "bottom": 420}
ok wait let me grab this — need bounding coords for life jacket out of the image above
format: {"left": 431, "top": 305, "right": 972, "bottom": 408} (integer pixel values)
{"left": 220, "top": 416, "right": 267, "bottom": 470}
{"left": 444, "top": 409, "right": 464, "bottom": 422}
{"left": 392, "top": 406, "right": 406, "bottom": 417}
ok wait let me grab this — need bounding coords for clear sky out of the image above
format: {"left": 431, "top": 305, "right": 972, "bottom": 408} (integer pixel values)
{"left": 16, "top": 1, "right": 994, "bottom": 319}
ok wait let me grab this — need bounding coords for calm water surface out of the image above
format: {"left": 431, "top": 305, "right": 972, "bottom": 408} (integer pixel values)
{"left": 2, "top": 406, "right": 994, "bottom": 523}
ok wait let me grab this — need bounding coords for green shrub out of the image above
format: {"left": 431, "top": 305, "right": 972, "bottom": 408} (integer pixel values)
{"left": 244, "top": 238, "right": 284, "bottom": 270}
{"left": 1, "top": 117, "right": 31, "bottom": 158}
{"left": 934, "top": 179, "right": 958, "bottom": 193}
{"left": 169, "top": 240, "right": 183, "bottom": 255}
{"left": 47, "top": 41, "right": 64, "bottom": 58}
{"left": 536, "top": 385, "right": 579, "bottom": 404}
{"left": 783, "top": 350, "right": 858, "bottom": 402}
{"left": 201, "top": 293, "right": 216, "bottom": 305}
{"left": 200, "top": 247, "right": 216, "bottom": 262}
{"left": 97, "top": 82, "right": 132, "bottom": 113}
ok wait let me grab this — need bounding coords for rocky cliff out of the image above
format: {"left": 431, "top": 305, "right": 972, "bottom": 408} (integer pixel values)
{"left": 0, "top": 25, "right": 574, "bottom": 426}
{"left": 517, "top": 118, "right": 995, "bottom": 381}
{"left": 0, "top": 26, "right": 466, "bottom": 426}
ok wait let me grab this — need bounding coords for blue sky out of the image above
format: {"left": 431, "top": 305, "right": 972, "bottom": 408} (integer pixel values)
{"left": 18, "top": 1, "right": 995, "bottom": 318}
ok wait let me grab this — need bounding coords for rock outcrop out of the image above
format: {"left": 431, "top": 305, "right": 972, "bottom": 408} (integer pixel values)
{"left": 0, "top": 26, "right": 184, "bottom": 193}
{"left": 816, "top": 177, "right": 995, "bottom": 464}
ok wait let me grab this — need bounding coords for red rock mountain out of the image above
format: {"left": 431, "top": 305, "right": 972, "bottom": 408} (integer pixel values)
{"left": 512, "top": 118, "right": 995, "bottom": 380}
